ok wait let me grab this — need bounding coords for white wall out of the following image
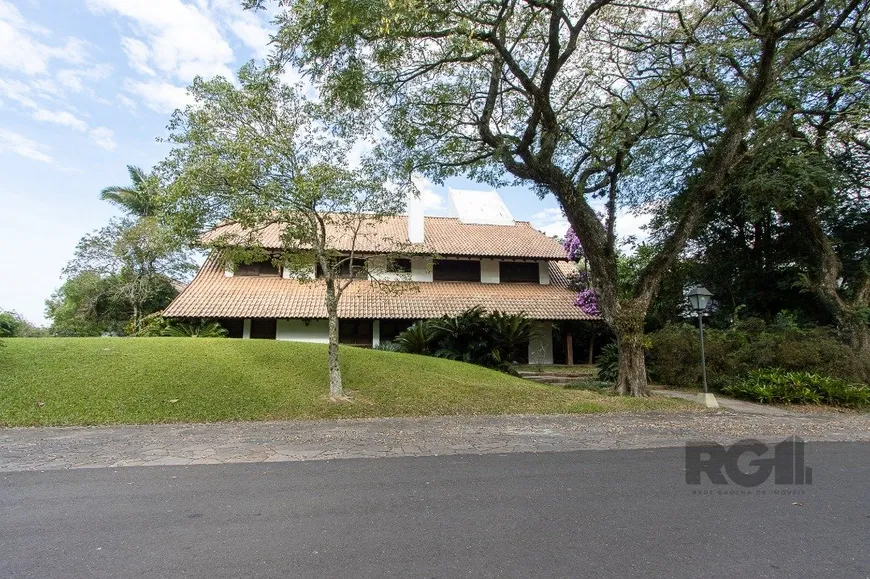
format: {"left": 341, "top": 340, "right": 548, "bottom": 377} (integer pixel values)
{"left": 242, "top": 319, "right": 251, "bottom": 339}
{"left": 276, "top": 319, "right": 329, "bottom": 343}
{"left": 366, "top": 256, "right": 409, "bottom": 282}
{"left": 480, "top": 259, "right": 500, "bottom": 284}
{"left": 283, "top": 257, "right": 316, "bottom": 280}
{"left": 528, "top": 321, "right": 554, "bottom": 365}
{"left": 372, "top": 320, "right": 381, "bottom": 347}
{"left": 411, "top": 256, "right": 433, "bottom": 282}
{"left": 538, "top": 261, "right": 550, "bottom": 285}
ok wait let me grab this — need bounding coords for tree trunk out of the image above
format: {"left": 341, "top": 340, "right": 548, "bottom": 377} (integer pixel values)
{"left": 611, "top": 302, "right": 650, "bottom": 397}
{"left": 847, "top": 320, "right": 870, "bottom": 358}
{"left": 132, "top": 303, "right": 139, "bottom": 334}
{"left": 615, "top": 332, "right": 648, "bottom": 397}
{"left": 325, "top": 282, "right": 344, "bottom": 400}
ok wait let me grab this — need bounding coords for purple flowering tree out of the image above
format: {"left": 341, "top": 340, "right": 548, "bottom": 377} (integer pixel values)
{"left": 562, "top": 227, "right": 584, "bottom": 261}
{"left": 564, "top": 228, "right": 600, "bottom": 316}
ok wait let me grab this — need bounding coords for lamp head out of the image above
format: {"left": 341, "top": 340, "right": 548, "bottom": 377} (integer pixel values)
{"left": 687, "top": 286, "right": 714, "bottom": 313}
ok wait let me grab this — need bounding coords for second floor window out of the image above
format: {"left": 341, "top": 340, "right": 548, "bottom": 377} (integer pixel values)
{"left": 500, "top": 261, "right": 540, "bottom": 283}
{"left": 386, "top": 258, "right": 412, "bottom": 273}
{"left": 236, "top": 260, "right": 280, "bottom": 277}
{"left": 433, "top": 259, "right": 480, "bottom": 282}
{"left": 316, "top": 257, "right": 364, "bottom": 279}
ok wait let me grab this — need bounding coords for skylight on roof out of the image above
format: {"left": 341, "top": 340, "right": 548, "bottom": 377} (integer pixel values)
{"left": 447, "top": 188, "right": 515, "bottom": 226}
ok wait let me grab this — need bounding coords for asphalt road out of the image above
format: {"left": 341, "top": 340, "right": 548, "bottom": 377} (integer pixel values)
{"left": 1, "top": 443, "right": 868, "bottom": 579}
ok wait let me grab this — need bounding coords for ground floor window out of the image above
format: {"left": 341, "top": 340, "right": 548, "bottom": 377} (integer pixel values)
{"left": 250, "top": 318, "right": 277, "bottom": 339}
{"left": 380, "top": 319, "right": 416, "bottom": 343}
{"left": 339, "top": 319, "right": 373, "bottom": 345}
{"left": 218, "top": 318, "right": 244, "bottom": 338}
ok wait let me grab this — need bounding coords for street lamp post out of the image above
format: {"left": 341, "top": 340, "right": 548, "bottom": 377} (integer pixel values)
{"left": 687, "top": 286, "right": 719, "bottom": 409}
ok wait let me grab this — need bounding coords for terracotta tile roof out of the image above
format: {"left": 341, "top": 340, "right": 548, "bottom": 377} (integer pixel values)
{"left": 202, "top": 215, "right": 569, "bottom": 260}
{"left": 164, "top": 256, "right": 597, "bottom": 321}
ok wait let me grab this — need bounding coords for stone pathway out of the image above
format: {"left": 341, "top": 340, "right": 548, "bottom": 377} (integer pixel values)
{"left": 654, "top": 389, "right": 797, "bottom": 416}
{"left": 2, "top": 410, "right": 869, "bottom": 472}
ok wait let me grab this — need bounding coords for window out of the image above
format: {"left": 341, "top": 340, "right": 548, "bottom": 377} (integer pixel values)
{"left": 236, "top": 260, "right": 280, "bottom": 277}
{"left": 380, "top": 319, "right": 416, "bottom": 342}
{"left": 500, "top": 261, "right": 540, "bottom": 283}
{"left": 316, "top": 257, "right": 364, "bottom": 279}
{"left": 385, "top": 258, "right": 412, "bottom": 273}
{"left": 339, "top": 319, "right": 373, "bottom": 345}
{"left": 218, "top": 319, "right": 244, "bottom": 338}
{"left": 433, "top": 259, "right": 481, "bottom": 282}
{"left": 250, "top": 318, "right": 277, "bottom": 339}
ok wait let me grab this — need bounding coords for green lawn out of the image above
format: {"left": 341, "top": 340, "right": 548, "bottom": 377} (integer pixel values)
{"left": 0, "top": 338, "right": 694, "bottom": 426}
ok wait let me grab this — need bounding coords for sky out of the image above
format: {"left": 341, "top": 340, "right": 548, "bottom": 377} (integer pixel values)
{"left": 0, "top": 0, "right": 647, "bottom": 327}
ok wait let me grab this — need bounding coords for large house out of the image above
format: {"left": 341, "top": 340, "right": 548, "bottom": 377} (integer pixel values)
{"left": 163, "top": 190, "right": 597, "bottom": 364}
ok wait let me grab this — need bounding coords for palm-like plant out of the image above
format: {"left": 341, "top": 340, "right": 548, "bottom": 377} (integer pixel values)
{"left": 487, "top": 311, "right": 535, "bottom": 363}
{"left": 430, "top": 307, "right": 489, "bottom": 363}
{"left": 161, "top": 321, "right": 228, "bottom": 338}
{"left": 393, "top": 308, "right": 533, "bottom": 374}
{"left": 100, "top": 165, "right": 158, "bottom": 218}
{"left": 393, "top": 320, "right": 434, "bottom": 354}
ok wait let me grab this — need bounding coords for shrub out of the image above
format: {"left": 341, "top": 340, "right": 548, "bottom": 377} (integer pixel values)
{"left": 393, "top": 320, "right": 434, "bottom": 354}
{"left": 596, "top": 343, "right": 620, "bottom": 383}
{"left": 723, "top": 369, "right": 870, "bottom": 408}
{"left": 647, "top": 322, "right": 867, "bottom": 389}
{"left": 134, "top": 312, "right": 170, "bottom": 337}
{"left": 373, "top": 341, "right": 400, "bottom": 352}
{"left": 393, "top": 308, "right": 533, "bottom": 374}
{"left": 161, "top": 321, "right": 228, "bottom": 338}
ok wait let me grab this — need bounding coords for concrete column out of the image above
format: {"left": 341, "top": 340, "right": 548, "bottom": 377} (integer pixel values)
{"left": 242, "top": 319, "right": 252, "bottom": 339}
{"left": 372, "top": 320, "right": 381, "bottom": 347}
{"left": 528, "top": 321, "right": 554, "bottom": 365}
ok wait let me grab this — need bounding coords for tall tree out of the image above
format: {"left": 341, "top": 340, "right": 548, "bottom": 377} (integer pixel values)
{"left": 0, "top": 310, "right": 46, "bottom": 337}
{"left": 160, "top": 63, "right": 408, "bottom": 400}
{"left": 100, "top": 165, "right": 159, "bottom": 218}
{"left": 248, "top": 0, "right": 865, "bottom": 395}
{"left": 52, "top": 218, "right": 194, "bottom": 333}
{"left": 737, "top": 8, "right": 870, "bottom": 353}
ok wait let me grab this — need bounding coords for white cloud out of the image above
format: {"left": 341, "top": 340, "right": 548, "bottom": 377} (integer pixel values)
{"left": 0, "top": 1, "right": 89, "bottom": 76}
{"left": 0, "top": 0, "right": 47, "bottom": 34}
{"left": 531, "top": 203, "right": 651, "bottom": 243}
{"left": 56, "top": 64, "right": 113, "bottom": 93}
{"left": 123, "top": 79, "right": 191, "bottom": 113}
{"left": 120, "top": 37, "right": 155, "bottom": 76}
{"left": 86, "top": 0, "right": 235, "bottom": 82}
{"left": 31, "top": 108, "right": 88, "bottom": 131}
{"left": 117, "top": 93, "right": 138, "bottom": 113}
{"left": 89, "top": 126, "right": 117, "bottom": 150}
{"left": 411, "top": 175, "right": 446, "bottom": 212}
{"left": 0, "top": 77, "right": 37, "bottom": 108}
{"left": 530, "top": 207, "right": 569, "bottom": 237}
{"left": 0, "top": 128, "right": 52, "bottom": 163}
{"left": 228, "top": 19, "right": 272, "bottom": 58}
{"left": 210, "top": 0, "right": 274, "bottom": 58}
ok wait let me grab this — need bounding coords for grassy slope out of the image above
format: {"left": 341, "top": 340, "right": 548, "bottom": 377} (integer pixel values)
{"left": 0, "top": 338, "right": 693, "bottom": 426}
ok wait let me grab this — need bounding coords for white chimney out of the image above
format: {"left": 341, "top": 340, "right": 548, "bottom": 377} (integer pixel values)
{"left": 407, "top": 190, "right": 425, "bottom": 244}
